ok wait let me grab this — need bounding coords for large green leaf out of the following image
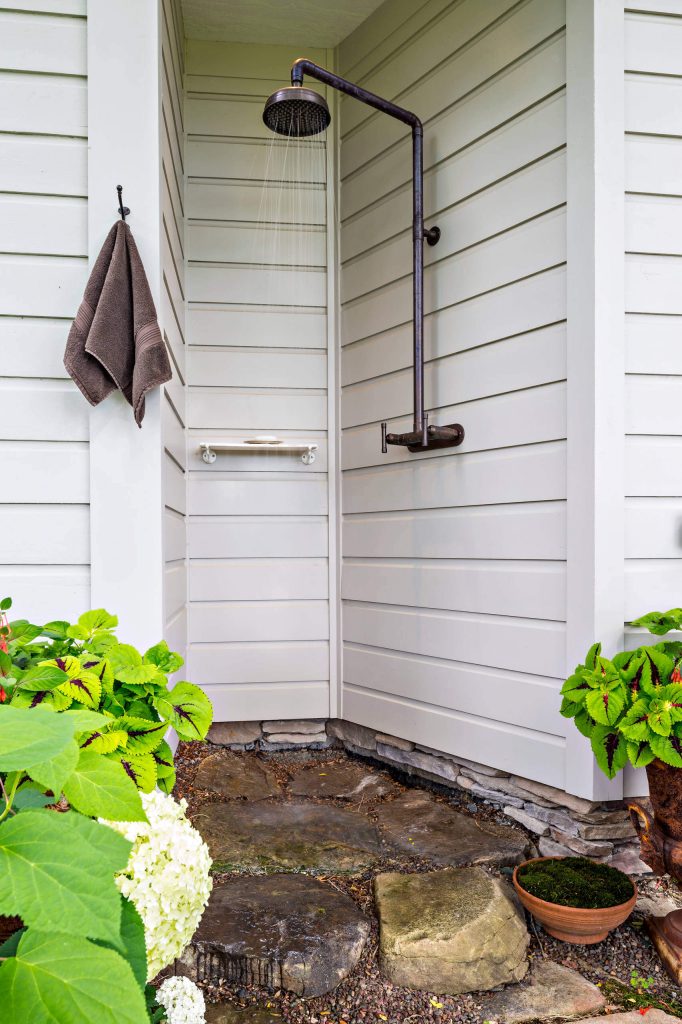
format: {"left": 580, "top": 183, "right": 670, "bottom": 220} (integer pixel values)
{"left": 591, "top": 726, "right": 628, "bottom": 779}
{"left": 27, "top": 738, "right": 79, "bottom": 795}
{"left": 10, "top": 686, "right": 73, "bottom": 712}
{"left": 0, "top": 809, "right": 131, "bottom": 945}
{"left": 155, "top": 681, "right": 212, "bottom": 740}
{"left": 63, "top": 750, "right": 146, "bottom": 822}
{"left": 118, "top": 897, "right": 147, "bottom": 992}
{"left": 0, "top": 706, "right": 76, "bottom": 772}
{"left": 0, "top": 929, "right": 147, "bottom": 1024}
{"left": 648, "top": 697, "right": 673, "bottom": 737}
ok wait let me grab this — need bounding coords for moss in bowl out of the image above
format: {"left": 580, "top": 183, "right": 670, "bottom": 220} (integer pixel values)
{"left": 513, "top": 856, "right": 638, "bottom": 943}
{"left": 517, "top": 856, "right": 634, "bottom": 909}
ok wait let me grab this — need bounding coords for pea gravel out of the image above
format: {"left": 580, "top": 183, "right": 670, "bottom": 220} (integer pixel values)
{"left": 173, "top": 742, "right": 682, "bottom": 1023}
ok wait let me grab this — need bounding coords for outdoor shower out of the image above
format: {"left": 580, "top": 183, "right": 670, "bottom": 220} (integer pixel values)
{"left": 263, "top": 58, "right": 465, "bottom": 454}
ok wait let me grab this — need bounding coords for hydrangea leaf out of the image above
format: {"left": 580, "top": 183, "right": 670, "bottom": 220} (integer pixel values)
{"left": 590, "top": 726, "right": 628, "bottom": 779}
{"left": 0, "top": 809, "right": 130, "bottom": 944}
{"left": 63, "top": 750, "right": 147, "bottom": 822}
{"left": 115, "top": 897, "right": 147, "bottom": 992}
{"left": 154, "top": 681, "right": 212, "bottom": 740}
{"left": 0, "top": 930, "right": 147, "bottom": 1024}
{"left": 0, "top": 706, "right": 77, "bottom": 772}
{"left": 27, "top": 737, "right": 79, "bottom": 794}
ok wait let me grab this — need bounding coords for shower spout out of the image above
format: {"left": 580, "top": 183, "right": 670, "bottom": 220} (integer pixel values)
{"left": 263, "top": 58, "right": 465, "bottom": 455}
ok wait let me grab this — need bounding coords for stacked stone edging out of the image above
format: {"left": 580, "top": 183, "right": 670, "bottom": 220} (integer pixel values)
{"left": 206, "top": 717, "right": 648, "bottom": 872}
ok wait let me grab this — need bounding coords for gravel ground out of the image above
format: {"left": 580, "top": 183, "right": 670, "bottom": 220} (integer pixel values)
{"left": 174, "top": 741, "right": 682, "bottom": 1023}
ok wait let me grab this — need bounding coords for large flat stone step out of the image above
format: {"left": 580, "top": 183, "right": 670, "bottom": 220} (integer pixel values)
{"left": 181, "top": 874, "right": 370, "bottom": 997}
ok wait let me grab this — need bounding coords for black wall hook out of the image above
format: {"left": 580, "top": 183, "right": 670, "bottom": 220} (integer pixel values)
{"left": 116, "top": 185, "right": 130, "bottom": 222}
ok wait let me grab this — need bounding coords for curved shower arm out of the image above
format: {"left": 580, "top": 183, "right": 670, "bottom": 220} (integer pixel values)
{"left": 291, "top": 57, "right": 421, "bottom": 130}
{"left": 288, "top": 58, "right": 464, "bottom": 454}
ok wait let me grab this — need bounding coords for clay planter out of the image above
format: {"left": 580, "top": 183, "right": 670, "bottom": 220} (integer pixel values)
{"left": 512, "top": 857, "right": 637, "bottom": 944}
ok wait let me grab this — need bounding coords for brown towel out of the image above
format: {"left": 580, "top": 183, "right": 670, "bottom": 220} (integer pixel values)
{"left": 64, "top": 221, "right": 172, "bottom": 426}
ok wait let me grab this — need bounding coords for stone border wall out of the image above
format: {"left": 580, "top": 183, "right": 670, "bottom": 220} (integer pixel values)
{"left": 206, "top": 718, "right": 649, "bottom": 873}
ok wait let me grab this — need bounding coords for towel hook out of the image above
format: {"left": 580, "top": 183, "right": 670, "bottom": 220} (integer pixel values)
{"left": 116, "top": 185, "right": 130, "bottom": 222}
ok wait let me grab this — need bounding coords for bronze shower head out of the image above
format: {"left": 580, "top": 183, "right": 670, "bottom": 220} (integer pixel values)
{"left": 262, "top": 85, "right": 330, "bottom": 137}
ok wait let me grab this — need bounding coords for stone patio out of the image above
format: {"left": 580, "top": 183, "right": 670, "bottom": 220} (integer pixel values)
{"left": 179, "top": 746, "right": 666, "bottom": 1022}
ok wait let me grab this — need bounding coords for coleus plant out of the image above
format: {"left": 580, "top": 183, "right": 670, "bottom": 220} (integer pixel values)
{"left": 0, "top": 599, "right": 212, "bottom": 794}
{"left": 561, "top": 607, "right": 682, "bottom": 778}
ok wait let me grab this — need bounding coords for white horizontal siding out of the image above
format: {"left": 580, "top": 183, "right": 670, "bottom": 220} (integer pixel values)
{"left": 338, "top": 0, "right": 568, "bottom": 784}
{"left": 623, "top": 7, "right": 682, "bottom": 630}
{"left": 0, "top": 3, "right": 89, "bottom": 623}
{"left": 186, "top": 41, "right": 332, "bottom": 719}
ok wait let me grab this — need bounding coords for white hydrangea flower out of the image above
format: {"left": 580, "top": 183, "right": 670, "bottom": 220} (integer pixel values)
{"left": 104, "top": 790, "right": 212, "bottom": 979}
{"left": 156, "top": 976, "right": 206, "bottom": 1024}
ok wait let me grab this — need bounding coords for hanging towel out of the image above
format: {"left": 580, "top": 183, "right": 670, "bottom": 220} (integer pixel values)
{"left": 64, "top": 220, "right": 172, "bottom": 426}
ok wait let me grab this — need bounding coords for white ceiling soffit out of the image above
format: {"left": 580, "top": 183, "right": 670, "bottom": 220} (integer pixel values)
{"left": 181, "top": 0, "right": 388, "bottom": 47}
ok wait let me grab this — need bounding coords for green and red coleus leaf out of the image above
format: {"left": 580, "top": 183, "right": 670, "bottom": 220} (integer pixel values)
{"left": 630, "top": 608, "right": 682, "bottom": 636}
{"left": 585, "top": 676, "right": 626, "bottom": 727}
{"left": 560, "top": 672, "right": 591, "bottom": 706}
{"left": 650, "top": 728, "right": 682, "bottom": 769}
{"left": 154, "top": 682, "right": 212, "bottom": 741}
{"left": 619, "top": 699, "right": 650, "bottom": 742}
{"left": 590, "top": 726, "right": 628, "bottom": 779}
{"left": 114, "top": 751, "right": 157, "bottom": 793}
{"left": 627, "top": 739, "right": 656, "bottom": 769}
{"left": 115, "top": 716, "right": 167, "bottom": 755}
{"left": 639, "top": 646, "right": 675, "bottom": 695}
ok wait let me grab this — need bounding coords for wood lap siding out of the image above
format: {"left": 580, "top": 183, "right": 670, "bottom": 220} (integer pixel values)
{"left": 185, "top": 41, "right": 331, "bottom": 720}
{"left": 338, "top": 0, "right": 568, "bottom": 786}
{"left": 624, "top": 8, "right": 682, "bottom": 623}
{"left": 161, "top": 0, "right": 188, "bottom": 662}
{"left": 0, "top": 4, "right": 89, "bottom": 621}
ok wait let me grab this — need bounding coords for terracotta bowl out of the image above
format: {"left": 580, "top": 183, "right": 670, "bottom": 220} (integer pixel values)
{"left": 513, "top": 857, "right": 637, "bottom": 944}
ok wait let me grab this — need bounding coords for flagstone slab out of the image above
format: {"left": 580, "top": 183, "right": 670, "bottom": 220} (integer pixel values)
{"left": 193, "top": 799, "right": 385, "bottom": 872}
{"left": 575, "top": 1014, "right": 679, "bottom": 1024}
{"left": 193, "top": 751, "right": 280, "bottom": 801}
{"left": 375, "top": 791, "right": 530, "bottom": 867}
{"left": 184, "top": 874, "right": 370, "bottom": 997}
{"left": 375, "top": 866, "right": 529, "bottom": 993}
{"left": 206, "top": 1008, "right": 281, "bottom": 1023}
{"left": 483, "top": 960, "right": 605, "bottom": 1022}
{"left": 287, "top": 761, "right": 399, "bottom": 803}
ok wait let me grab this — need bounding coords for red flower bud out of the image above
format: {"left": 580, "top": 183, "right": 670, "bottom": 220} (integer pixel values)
{"left": 0, "top": 686, "right": 7, "bottom": 703}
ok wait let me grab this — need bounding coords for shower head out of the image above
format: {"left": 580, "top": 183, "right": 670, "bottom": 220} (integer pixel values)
{"left": 262, "top": 85, "right": 330, "bottom": 138}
